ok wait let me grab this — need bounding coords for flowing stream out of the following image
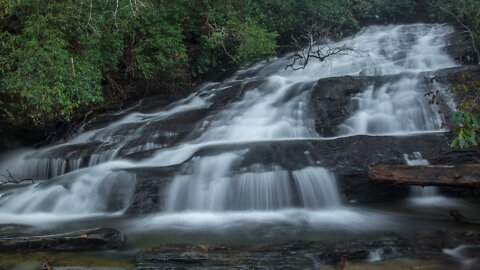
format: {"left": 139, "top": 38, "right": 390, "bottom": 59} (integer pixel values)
{"left": 0, "top": 24, "right": 471, "bottom": 235}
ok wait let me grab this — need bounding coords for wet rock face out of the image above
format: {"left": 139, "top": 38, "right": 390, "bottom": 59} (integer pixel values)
{"left": 444, "top": 28, "right": 478, "bottom": 65}
{"left": 125, "top": 133, "right": 471, "bottom": 214}
{"left": 310, "top": 76, "right": 363, "bottom": 137}
{"left": 135, "top": 230, "right": 480, "bottom": 269}
{"left": 125, "top": 166, "right": 179, "bottom": 215}
{"left": 0, "top": 228, "right": 125, "bottom": 253}
{"left": 309, "top": 66, "right": 480, "bottom": 137}
{"left": 135, "top": 241, "right": 393, "bottom": 269}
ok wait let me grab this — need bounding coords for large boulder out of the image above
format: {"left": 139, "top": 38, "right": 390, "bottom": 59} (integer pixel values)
{"left": 310, "top": 76, "right": 363, "bottom": 136}
{"left": 444, "top": 28, "right": 478, "bottom": 65}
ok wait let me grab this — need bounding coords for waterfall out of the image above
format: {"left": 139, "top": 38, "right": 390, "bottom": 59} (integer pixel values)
{"left": 0, "top": 24, "right": 459, "bottom": 219}
{"left": 0, "top": 170, "right": 136, "bottom": 214}
{"left": 162, "top": 75, "right": 339, "bottom": 212}
{"left": 403, "top": 152, "right": 464, "bottom": 207}
{"left": 403, "top": 152, "right": 439, "bottom": 197}
{"left": 337, "top": 24, "right": 456, "bottom": 135}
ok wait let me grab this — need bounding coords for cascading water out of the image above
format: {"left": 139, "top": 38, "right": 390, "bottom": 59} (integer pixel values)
{"left": 403, "top": 152, "right": 461, "bottom": 207}
{"left": 404, "top": 152, "right": 439, "bottom": 197}
{"left": 337, "top": 24, "right": 457, "bottom": 135}
{"left": 0, "top": 24, "right": 459, "bottom": 222}
{"left": 159, "top": 75, "right": 338, "bottom": 212}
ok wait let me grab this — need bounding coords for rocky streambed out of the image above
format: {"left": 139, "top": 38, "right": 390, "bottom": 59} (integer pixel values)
{"left": 1, "top": 224, "right": 480, "bottom": 269}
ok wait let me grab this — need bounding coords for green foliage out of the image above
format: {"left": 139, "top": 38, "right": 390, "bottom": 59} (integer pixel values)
{"left": 128, "top": 10, "right": 187, "bottom": 78}
{"left": 234, "top": 23, "right": 278, "bottom": 65}
{"left": 192, "top": 1, "right": 279, "bottom": 71}
{"left": 0, "top": 0, "right": 188, "bottom": 127}
{"left": 450, "top": 111, "right": 480, "bottom": 149}
{"left": 0, "top": 7, "right": 103, "bottom": 126}
{"left": 351, "top": 0, "right": 418, "bottom": 22}
{"left": 427, "top": 0, "right": 480, "bottom": 149}
{"left": 448, "top": 73, "right": 480, "bottom": 149}
{"left": 249, "top": 0, "right": 357, "bottom": 38}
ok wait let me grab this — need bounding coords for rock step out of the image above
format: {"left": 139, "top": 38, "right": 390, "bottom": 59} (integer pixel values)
{"left": 125, "top": 133, "right": 480, "bottom": 214}
{"left": 136, "top": 230, "right": 480, "bottom": 269}
{"left": 0, "top": 228, "right": 125, "bottom": 253}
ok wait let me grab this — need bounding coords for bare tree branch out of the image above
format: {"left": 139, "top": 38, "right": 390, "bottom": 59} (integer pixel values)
{"left": 285, "top": 28, "right": 354, "bottom": 70}
{"left": 428, "top": 0, "right": 480, "bottom": 64}
{"left": 0, "top": 170, "right": 35, "bottom": 185}
{"left": 206, "top": 20, "right": 235, "bottom": 60}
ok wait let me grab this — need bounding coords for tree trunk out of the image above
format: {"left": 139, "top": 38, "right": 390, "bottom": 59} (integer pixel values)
{"left": 368, "top": 164, "right": 480, "bottom": 189}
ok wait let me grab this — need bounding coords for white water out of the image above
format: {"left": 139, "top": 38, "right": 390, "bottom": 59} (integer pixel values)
{"left": 404, "top": 152, "right": 439, "bottom": 198}
{"left": 337, "top": 24, "right": 457, "bottom": 135}
{"left": 404, "top": 152, "right": 463, "bottom": 207}
{"left": 339, "top": 77, "right": 445, "bottom": 135}
{"left": 0, "top": 24, "right": 459, "bottom": 224}
{"left": 443, "top": 245, "right": 480, "bottom": 270}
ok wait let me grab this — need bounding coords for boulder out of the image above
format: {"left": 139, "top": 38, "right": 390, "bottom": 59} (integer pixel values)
{"left": 444, "top": 28, "right": 478, "bottom": 65}
{"left": 310, "top": 76, "right": 363, "bottom": 136}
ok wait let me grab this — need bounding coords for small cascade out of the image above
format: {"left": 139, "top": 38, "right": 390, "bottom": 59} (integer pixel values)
{"left": 339, "top": 77, "right": 444, "bottom": 135}
{"left": 187, "top": 77, "right": 318, "bottom": 142}
{"left": 1, "top": 94, "right": 212, "bottom": 180}
{"left": 443, "top": 245, "right": 480, "bottom": 270}
{"left": 337, "top": 24, "right": 456, "bottom": 136}
{"left": 165, "top": 156, "right": 341, "bottom": 212}
{"left": 292, "top": 167, "right": 341, "bottom": 208}
{"left": 0, "top": 169, "right": 136, "bottom": 215}
{"left": 23, "top": 158, "right": 67, "bottom": 179}
{"left": 404, "top": 152, "right": 441, "bottom": 199}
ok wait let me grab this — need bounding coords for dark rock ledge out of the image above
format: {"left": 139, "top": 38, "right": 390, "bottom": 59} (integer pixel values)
{"left": 136, "top": 229, "right": 480, "bottom": 269}
{"left": 0, "top": 227, "right": 125, "bottom": 253}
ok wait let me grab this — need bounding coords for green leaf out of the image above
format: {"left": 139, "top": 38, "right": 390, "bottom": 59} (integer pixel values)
{"left": 451, "top": 137, "right": 460, "bottom": 148}
{"left": 459, "top": 135, "right": 466, "bottom": 149}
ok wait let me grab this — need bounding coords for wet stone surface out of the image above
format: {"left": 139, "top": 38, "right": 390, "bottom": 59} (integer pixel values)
{"left": 136, "top": 229, "right": 480, "bottom": 269}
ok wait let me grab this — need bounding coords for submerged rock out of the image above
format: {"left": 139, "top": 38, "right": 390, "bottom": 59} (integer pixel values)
{"left": 0, "top": 228, "right": 125, "bottom": 253}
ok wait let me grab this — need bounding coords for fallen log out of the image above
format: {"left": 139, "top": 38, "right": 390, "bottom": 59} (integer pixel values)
{"left": 368, "top": 164, "right": 480, "bottom": 189}
{"left": 0, "top": 227, "right": 125, "bottom": 253}
{"left": 450, "top": 210, "right": 480, "bottom": 225}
